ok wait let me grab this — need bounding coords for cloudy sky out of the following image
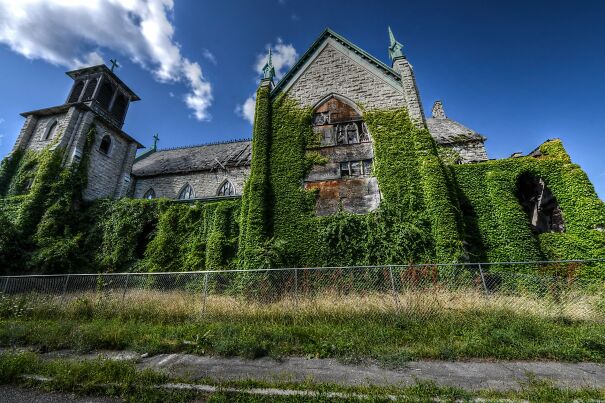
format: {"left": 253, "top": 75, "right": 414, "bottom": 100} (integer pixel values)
{"left": 0, "top": 0, "right": 604, "bottom": 197}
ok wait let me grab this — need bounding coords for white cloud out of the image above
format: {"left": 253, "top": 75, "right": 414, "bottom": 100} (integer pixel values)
{"left": 0, "top": 133, "right": 4, "bottom": 146}
{"left": 202, "top": 48, "right": 216, "bottom": 65}
{"left": 235, "top": 94, "right": 256, "bottom": 125}
{"left": 0, "top": 118, "right": 5, "bottom": 124}
{"left": 0, "top": 0, "right": 213, "bottom": 121}
{"left": 291, "top": 13, "right": 300, "bottom": 21}
{"left": 254, "top": 38, "right": 298, "bottom": 80}
{"left": 237, "top": 38, "right": 298, "bottom": 125}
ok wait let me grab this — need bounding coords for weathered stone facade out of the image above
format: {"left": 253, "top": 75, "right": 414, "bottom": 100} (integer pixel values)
{"left": 6, "top": 28, "right": 489, "bottom": 206}
{"left": 133, "top": 166, "right": 249, "bottom": 199}
{"left": 283, "top": 39, "right": 406, "bottom": 110}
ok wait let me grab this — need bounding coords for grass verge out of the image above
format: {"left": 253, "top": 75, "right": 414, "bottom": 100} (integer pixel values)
{"left": 1, "top": 290, "right": 605, "bottom": 363}
{"left": 1, "top": 352, "right": 605, "bottom": 402}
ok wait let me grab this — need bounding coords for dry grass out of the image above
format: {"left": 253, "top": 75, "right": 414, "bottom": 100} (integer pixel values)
{"left": 7, "top": 285, "right": 604, "bottom": 323}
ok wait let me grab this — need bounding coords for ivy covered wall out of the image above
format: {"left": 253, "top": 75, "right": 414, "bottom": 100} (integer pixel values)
{"left": 1, "top": 101, "right": 603, "bottom": 276}
{"left": 452, "top": 139, "right": 605, "bottom": 277}
{"left": 0, "top": 132, "right": 240, "bottom": 275}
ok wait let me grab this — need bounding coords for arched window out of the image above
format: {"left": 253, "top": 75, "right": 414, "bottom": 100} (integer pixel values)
{"left": 68, "top": 81, "right": 85, "bottom": 103}
{"left": 97, "top": 80, "right": 114, "bottom": 110}
{"left": 99, "top": 135, "right": 111, "bottom": 155}
{"left": 516, "top": 173, "right": 565, "bottom": 233}
{"left": 217, "top": 180, "right": 235, "bottom": 196}
{"left": 312, "top": 95, "right": 369, "bottom": 146}
{"left": 111, "top": 94, "right": 128, "bottom": 122}
{"left": 143, "top": 188, "right": 156, "bottom": 199}
{"left": 178, "top": 184, "right": 194, "bottom": 200}
{"left": 81, "top": 78, "right": 98, "bottom": 101}
{"left": 42, "top": 120, "right": 59, "bottom": 141}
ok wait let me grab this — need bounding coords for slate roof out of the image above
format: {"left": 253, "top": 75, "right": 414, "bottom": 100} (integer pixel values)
{"left": 132, "top": 139, "right": 252, "bottom": 177}
{"left": 426, "top": 117, "right": 486, "bottom": 145}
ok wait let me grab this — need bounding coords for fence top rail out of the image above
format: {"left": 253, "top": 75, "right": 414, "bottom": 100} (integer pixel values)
{"left": 1, "top": 258, "right": 604, "bottom": 279}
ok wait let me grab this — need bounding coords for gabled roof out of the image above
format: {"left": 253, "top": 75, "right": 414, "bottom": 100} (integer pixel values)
{"left": 132, "top": 139, "right": 252, "bottom": 177}
{"left": 271, "top": 28, "right": 401, "bottom": 96}
{"left": 426, "top": 117, "right": 486, "bottom": 145}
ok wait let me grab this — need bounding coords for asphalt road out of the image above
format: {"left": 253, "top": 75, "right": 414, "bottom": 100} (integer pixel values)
{"left": 0, "top": 385, "right": 119, "bottom": 403}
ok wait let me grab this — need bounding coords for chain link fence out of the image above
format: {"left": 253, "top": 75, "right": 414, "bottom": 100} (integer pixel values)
{"left": 1, "top": 259, "right": 605, "bottom": 322}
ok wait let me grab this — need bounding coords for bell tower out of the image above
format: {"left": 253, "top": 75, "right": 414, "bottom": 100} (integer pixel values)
{"left": 65, "top": 63, "right": 140, "bottom": 129}
{"left": 10, "top": 63, "right": 143, "bottom": 200}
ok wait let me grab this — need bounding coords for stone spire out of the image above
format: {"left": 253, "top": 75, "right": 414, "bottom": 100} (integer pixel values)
{"left": 262, "top": 48, "right": 276, "bottom": 82}
{"left": 431, "top": 100, "right": 446, "bottom": 119}
{"left": 388, "top": 26, "right": 405, "bottom": 61}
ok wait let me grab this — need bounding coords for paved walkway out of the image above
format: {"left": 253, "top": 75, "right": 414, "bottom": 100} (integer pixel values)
{"left": 5, "top": 348, "right": 605, "bottom": 391}
{"left": 137, "top": 353, "right": 605, "bottom": 391}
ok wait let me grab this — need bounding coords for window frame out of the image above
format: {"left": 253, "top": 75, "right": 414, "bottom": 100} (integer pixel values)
{"left": 178, "top": 183, "right": 195, "bottom": 200}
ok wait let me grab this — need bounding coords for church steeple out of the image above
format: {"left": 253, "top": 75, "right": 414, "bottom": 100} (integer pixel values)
{"left": 388, "top": 26, "right": 405, "bottom": 61}
{"left": 262, "top": 48, "right": 276, "bottom": 82}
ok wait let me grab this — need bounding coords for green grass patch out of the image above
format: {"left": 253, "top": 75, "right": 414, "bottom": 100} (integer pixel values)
{"left": 2, "top": 307, "right": 604, "bottom": 363}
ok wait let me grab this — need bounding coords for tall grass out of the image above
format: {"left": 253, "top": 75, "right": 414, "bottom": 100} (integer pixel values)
{"left": 1, "top": 286, "right": 605, "bottom": 363}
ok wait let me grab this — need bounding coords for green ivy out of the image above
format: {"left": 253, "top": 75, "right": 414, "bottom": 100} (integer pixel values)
{"left": 452, "top": 139, "right": 605, "bottom": 276}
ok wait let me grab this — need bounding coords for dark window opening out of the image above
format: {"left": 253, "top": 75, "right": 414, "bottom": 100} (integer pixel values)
{"left": 143, "top": 188, "right": 155, "bottom": 199}
{"left": 43, "top": 121, "right": 58, "bottom": 141}
{"left": 68, "top": 81, "right": 85, "bottom": 103}
{"left": 111, "top": 94, "right": 128, "bottom": 122}
{"left": 97, "top": 80, "right": 114, "bottom": 110}
{"left": 99, "top": 134, "right": 111, "bottom": 155}
{"left": 516, "top": 173, "right": 565, "bottom": 233}
{"left": 81, "top": 78, "right": 98, "bottom": 101}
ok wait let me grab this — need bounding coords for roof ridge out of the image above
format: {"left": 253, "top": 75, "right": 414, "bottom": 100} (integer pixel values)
{"left": 154, "top": 138, "right": 252, "bottom": 152}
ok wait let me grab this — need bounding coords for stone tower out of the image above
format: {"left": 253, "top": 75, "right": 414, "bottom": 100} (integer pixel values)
{"left": 11, "top": 64, "right": 143, "bottom": 200}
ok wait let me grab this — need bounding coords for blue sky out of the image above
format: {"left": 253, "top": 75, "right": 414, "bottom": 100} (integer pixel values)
{"left": 0, "top": 0, "right": 604, "bottom": 197}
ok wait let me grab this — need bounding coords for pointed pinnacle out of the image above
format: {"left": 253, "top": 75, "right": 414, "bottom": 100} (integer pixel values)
{"left": 388, "top": 26, "right": 396, "bottom": 46}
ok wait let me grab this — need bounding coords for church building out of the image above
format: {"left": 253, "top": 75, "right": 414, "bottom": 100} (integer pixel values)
{"left": 3, "top": 27, "right": 604, "bottom": 268}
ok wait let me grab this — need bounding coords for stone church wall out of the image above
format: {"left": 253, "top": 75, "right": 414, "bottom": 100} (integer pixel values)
{"left": 83, "top": 121, "right": 133, "bottom": 200}
{"left": 132, "top": 166, "right": 249, "bottom": 199}
{"left": 284, "top": 40, "right": 406, "bottom": 110}
{"left": 445, "top": 140, "right": 489, "bottom": 163}
{"left": 20, "top": 112, "right": 68, "bottom": 152}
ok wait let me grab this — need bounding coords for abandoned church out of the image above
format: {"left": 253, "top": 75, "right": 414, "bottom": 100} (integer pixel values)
{"left": 1, "top": 28, "right": 604, "bottom": 275}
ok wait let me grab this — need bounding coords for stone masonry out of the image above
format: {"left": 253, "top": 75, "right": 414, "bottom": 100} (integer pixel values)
{"left": 284, "top": 39, "right": 406, "bottom": 110}
{"left": 133, "top": 167, "right": 249, "bottom": 199}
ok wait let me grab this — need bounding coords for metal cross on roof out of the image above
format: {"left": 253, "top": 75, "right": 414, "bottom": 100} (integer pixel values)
{"left": 153, "top": 133, "right": 160, "bottom": 151}
{"left": 109, "top": 59, "right": 120, "bottom": 72}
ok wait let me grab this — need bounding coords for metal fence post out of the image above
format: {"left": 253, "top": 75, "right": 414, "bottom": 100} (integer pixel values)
{"left": 60, "top": 274, "right": 70, "bottom": 307}
{"left": 121, "top": 273, "right": 131, "bottom": 304}
{"left": 294, "top": 268, "right": 299, "bottom": 306}
{"left": 478, "top": 263, "right": 489, "bottom": 295}
{"left": 2, "top": 277, "right": 9, "bottom": 294}
{"left": 201, "top": 272, "right": 209, "bottom": 316}
{"left": 388, "top": 266, "right": 400, "bottom": 310}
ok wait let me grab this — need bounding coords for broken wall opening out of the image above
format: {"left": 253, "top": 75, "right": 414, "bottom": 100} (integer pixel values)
{"left": 516, "top": 173, "right": 565, "bottom": 233}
